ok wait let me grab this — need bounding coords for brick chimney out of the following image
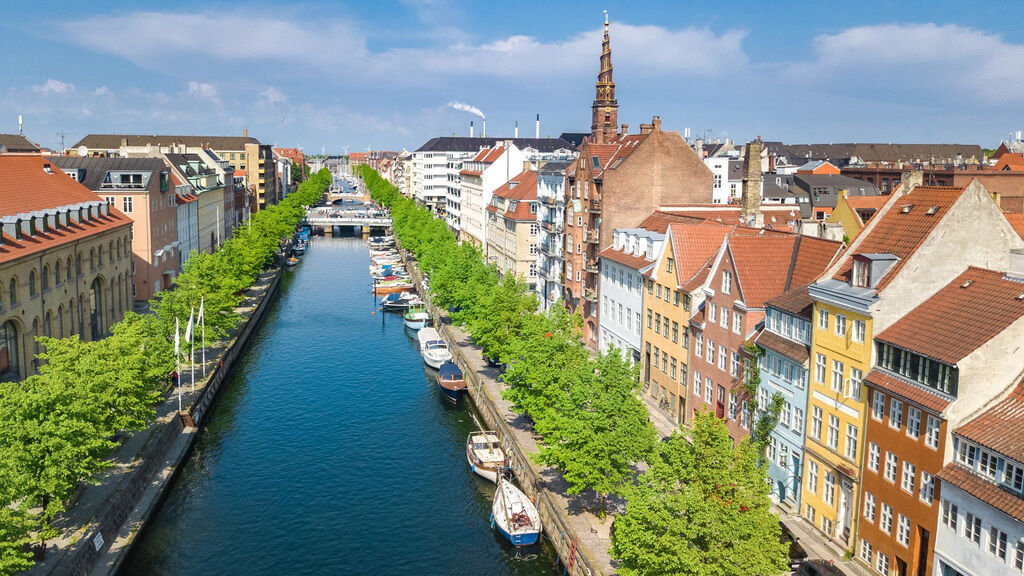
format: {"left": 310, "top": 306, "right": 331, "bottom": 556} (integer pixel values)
{"left": 620, "top": 123, "right": 629, "bottom": 136}
{"left": 900, "top": 169, "right": 923, "bottom": 195}
{"left": 741, "top": 137, "right": 764, "bottom": 228}
{"left": 652, "top": 116, "right": 662, "bottom": 132}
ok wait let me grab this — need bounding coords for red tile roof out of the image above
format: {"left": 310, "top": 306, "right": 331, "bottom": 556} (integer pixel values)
{"left": 956, "top": 379, "right": 1024, "bottom": 463}
{"left": 0, "top": 156, "right": 131, "bottom": 264}
{"left": 1004, "top": 212, "right": 1024, "bottom": 241}
{"left": 459, "top": 169, "right": 482, "bottom": 177}
{"left": 755, "top": 330, "right": 810, "bottom": 364}
{"left": 487, "top": 171, "right": 537, "bottom": 221}
{"left": 657, "top": 205, "right": 802, "bottom": 232}
{"left": 833, "top": 185, "right": 964, "bottom": 289}
{"left": 864, "top": 369, "right": 951, "bottom": 414}
{"left": 598, "top": 246, "right": 653, "bottom": 271}
{"left": 875, "top": 267, "right": 1024, "bottom": 364}
{"left": 995, "top": 153, "right": 1024, "bottom": 171}
{"left": 596, "top": 134, "right": 649, "bottom": 176}
{"left": 766, "top": 284, "right": 814, "bottom": 318}
{"left": 727, "top": 234, "right": 843, "bottom": 309}
{"left": 668, "top": 221, "right": 732, "bottom": 287}
{"left": 938, "top": 462, "right": 1024, "bottom": 523}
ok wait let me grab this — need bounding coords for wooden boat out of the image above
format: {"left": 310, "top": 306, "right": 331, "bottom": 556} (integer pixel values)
{"left": 417, "top": 327, "right": 452, "bottom": 369}
{"left": 403, "top": 306, "right": 429, "bottom": 330}
{"left": 436, "top": 361, "right": 466, "bottom": 404}
{"left": 466, "top": 431, "right": 506, "bottom": 483}
{"left": 285, "top": 256, "right": 299, "bottom": 267}
{"left": 374, "top": 280, "right": 414, "bottom": 295}
{"left": 492, "top": 477, "right": 541, "bottom": 546}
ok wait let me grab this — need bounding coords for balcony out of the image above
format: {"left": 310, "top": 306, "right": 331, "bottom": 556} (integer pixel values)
{"left": 588, "top": 200, "right": 601, "bottom": 213}
{"left": 584, "top": 260, "right": 599, "bottom": 274}
{"left": 540, "top": 219, "right": 562, "bottom": 233}
{"left": 583, "top": 288, "right": 598, "bottom": 302}
{"left": 541, "top": 195, "right": 556, "bottom": 206}
{"left": 585, "top": 229, "right": 599, "bottom": 244}
{"left": 540, "top": 241, "right": 562, "bottom": 258}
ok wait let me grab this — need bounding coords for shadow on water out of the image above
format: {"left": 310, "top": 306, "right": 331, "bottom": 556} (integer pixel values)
{"left": 121, "top": 237, "right": 559, "bottom": 576}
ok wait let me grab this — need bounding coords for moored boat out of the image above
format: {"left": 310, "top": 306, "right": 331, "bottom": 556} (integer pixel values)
{"left": 381, "top": 292, "right": 422, "bottom": 311}
{"left": 492, "top": 477, "right": 541, "bottom": 546}
{"left": 403, "top": 305, "right": 429, "bottom": 330}
{"left": 436, "top": 361, "right": 466, "bottom": 404}
{"left": 285, "top": 256, "right": 299, "bottom": 267}
{"left": 374, "top": 280, "right": 415, "bottom": 295}
{"left": 466, "top": 431, "right": 506, "bottom": 483}
{"left": 417, "top": 327, "right": 452, "bottom": 369}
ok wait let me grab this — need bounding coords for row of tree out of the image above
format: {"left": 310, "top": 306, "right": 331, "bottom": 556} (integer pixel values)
{"left": 361, "top": 165, "right": 790, "bottom": 575}
{"left": 0, "top": 169, "right": 332, "bottom": 573}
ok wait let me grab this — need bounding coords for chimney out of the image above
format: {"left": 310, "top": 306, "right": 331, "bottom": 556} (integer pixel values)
{"left": 514, "top": 121, "right": 519, "bottom": 139}
{"left": 243, "top": 128, "right": 248, "bottom": 137}
{"left": 470, "top": 121, "right": 474, "bottom": 138}
{"left": 695, "top": 138, "right": 704, "bottom": 158}
{"left": 652, "top": 116, "right": 662, "bottom": 133}
{"left": 1008, "top": 249, "right": 1024, "bottom": 281}
{"left": 901, "top": 169, "right": 923, "bottom": 195}
{"left": 620, "top": 123, "right": 629, "bottom": 136}
{"left": 741, "top": 137, "right": 764, "bottom": 228}
{"left": 536, "top": 114, "right": 540, "bottom": 139}
{"left": 639, "top": 122, "right": 653, "bottom": 135}
{"left": 18, "top": 115, "right": 23, "bottom": 136}
{"left": 482, "top": 119, "right": 486, "bottom": 138}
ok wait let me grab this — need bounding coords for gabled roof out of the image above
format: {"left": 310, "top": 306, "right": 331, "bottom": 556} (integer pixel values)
{"left": 938, "top": 462, "right": 1024, "bottom": 523}
{"left": 766, "top": 284, "right": 814, "bottom": 318}
{"left": 487, "top": 171, "right": 538, "bottom": 221}
{"left": 598, "top": 246, "right": 654, "bottom": 271}
{"left": 657, "top": 204, "right": 803, "bottom": 232}
{"left": 832, "top": 185, "right": 965, "bottom": 290}
{"left": 875, "top": 267, "right": 1024, "bottom": 365}
{"left": 667, "top": 221, "right": 732, "bottom": 287}
{"left": 415, "top": 136, "right": 571, "bottom": 153}
{"left": 0, "top": 133, "right": 41, "bottom": 153}
{"left": 1005, "top": 213, "right": 1024, "bottom": 241}
{"left": 956, "top": 378, "right": 1024, "bottom": 464}
{"left": 74, "top": 133, "right": 260, "bottom": 149}
{"left": 995, "top": 153, "right": 1024, "bottom": 171}
{"left": 843, "top": 194, "right": 889, "bottom": 225}
{"left": 638, "top": 210, "right": 709, "bottom": 233}
{"left": 755, "top": 330, "right": 809, "bottom": 364}
{"left": 728, "top": 234, "right": 843, "bottom": 309}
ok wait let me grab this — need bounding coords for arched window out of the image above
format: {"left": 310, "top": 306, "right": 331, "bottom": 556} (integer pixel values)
{"left": 88, "top": 278, "right": 103, "bottom": 338}
{"left": 31, "top": 318, "right": 39, "bottom": 369}
{"left": 76, "top": 253, "right": 82, "bottom": 276}
{"left": 9, "top": 278, "right": 17, "bottom": 306}
{"left": 78, "top": 294, "right": 84, "bottom": 337}
{"left": 41, "top": 265, "right": 49, "bottom": 291}
{"left": 0, "top": 320, "right": 19, "bottom": 382}
{"left": 44, "top": 311, "right": 52, "bottom": 337}
{"left": 28, "top": 270, "right": 37, "bottom": 297}
{"left": 69, "top": 299, "right": 76, "bottom": 335}
{"left": 54, "top": 260, "right": 62, "bottom": 286}
{"left": 108, "top": 241, "right": 114, "bottom": 263}
{"left": 116, "top": 277, "right": 123, "bottom": 314}
{"left": 98, "top": 245, "right": 104, "bottom": 267}
{"left": 57, "top": 305, "right": 64, "bottom": 337}
{"left": 116, "top": 238, "right": 122, "bottom": 259}
{"left": 90, "top": 248, "right": 96, "bottom": 270}
{"left": 66, "top": 257, "right": 73, "bottom": 282}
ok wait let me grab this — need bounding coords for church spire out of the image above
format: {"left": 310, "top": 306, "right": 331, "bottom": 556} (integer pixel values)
{"left": 591, "top": 10, "right": 618, "bottom": 143}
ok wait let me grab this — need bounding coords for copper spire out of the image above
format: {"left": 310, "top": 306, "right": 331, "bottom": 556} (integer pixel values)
{"left": 596, "top": 10, "right": 614, "bottom": 101}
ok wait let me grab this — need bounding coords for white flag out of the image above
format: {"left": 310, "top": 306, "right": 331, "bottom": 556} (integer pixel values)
{"left": 198, "top": 296, "right": 204, "bottom": 323}
{"left": 174, "top": 317, "right": 180, "bottom": 356}
{"left": 185, "top": 307, "right": 194, "bottom": 343}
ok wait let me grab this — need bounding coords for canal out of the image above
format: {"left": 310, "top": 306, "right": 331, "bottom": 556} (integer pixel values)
{"left": 122, "top": 236, "right": 558, "bottom": 575}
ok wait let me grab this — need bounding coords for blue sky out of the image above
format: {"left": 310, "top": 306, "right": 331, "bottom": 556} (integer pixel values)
{"left": 3, "top": 1, "right": 1024, "bottom": 153}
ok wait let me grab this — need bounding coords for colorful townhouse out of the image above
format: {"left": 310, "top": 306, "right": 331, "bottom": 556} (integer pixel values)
{"left": 641, "top": 220, "right": 731, "bottom": 423}
{"left": 597, "top": 227, "right": 662, "bottom": 363}
{"left": 801, "top": 176, "right": 1024, "bottom": 552}
{"left": 935, "top": 378, "right": 1024, "bottom": 576}
{"left": 755, "top": 285, "right": 814, "bottom": 510}
{"left": 858, "top": 265, "right": 1024, "bottom": 575}
{"left": 689, "top": 232, "right": 843, "bottom": 442}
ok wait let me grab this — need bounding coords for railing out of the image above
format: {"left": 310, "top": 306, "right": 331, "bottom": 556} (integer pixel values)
{"left": 588, "top": 200, "right": 601, "bottom": 213}
{"left": 583, "top": 260, "right": 599, "bottom": 274}
{"left": 540, "top": 219, "right": 562, "bottom": 233}
{"left": 585, "top": 229, "right": 599, "bottom": 243}
{"left": 540, "top": 241, "right": 562, "bottom": 257}
{"left": 583, "top": 288, "right": 598, "bottom": 302}
{"left": 541, "top": 195, "right": 557, "bottom": 206}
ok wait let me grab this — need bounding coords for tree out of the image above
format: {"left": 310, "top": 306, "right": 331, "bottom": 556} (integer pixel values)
{"left": 0, "top": 507, "right": 33, "bottom": 574}
{"left": 611, "top": 412, "right": 789, "bottom": 576}
{"left": 468, "top": 273, "right": 537, "bottom": 362}
{"left": 742, "top": 342, "right": 784, "bottom": 453}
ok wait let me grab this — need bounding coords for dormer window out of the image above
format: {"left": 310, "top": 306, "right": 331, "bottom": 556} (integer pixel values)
{"left": 853, "top": 260, "right": 869, "bottom": 288}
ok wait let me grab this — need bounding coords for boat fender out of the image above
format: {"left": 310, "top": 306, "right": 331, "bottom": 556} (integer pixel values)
{"left": 489, "top": 514, "right": 495, "bottom": 529}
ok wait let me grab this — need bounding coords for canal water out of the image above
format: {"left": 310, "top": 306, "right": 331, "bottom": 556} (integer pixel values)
{"left": 122, "top": 237, "right": 558, "bottom": 575}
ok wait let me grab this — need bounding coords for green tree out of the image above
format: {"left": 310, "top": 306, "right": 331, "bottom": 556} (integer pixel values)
{"left": 0, "top": 507, "right": 33, "bottom": 574}
{"left": 468, "top": 273, "right": 537, "bottom": 362}
{"left": 611, "top": 412, "right": 789, "bottom": 576}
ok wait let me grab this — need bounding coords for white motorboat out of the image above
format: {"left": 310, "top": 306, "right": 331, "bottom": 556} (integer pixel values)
{"left": 403, "top": 306, "right": 429, "bottom": 330}
{"left": 417, "top": 327, "right": 452, "bottom": 369}
{"left": 492, "top": 477, "right": 541, "bottom": 546}
{"left": 466, "top": 431, "right": 507, "bottom": 483}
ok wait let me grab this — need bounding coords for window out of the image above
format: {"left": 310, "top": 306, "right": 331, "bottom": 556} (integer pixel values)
{"left": 1015, "top": 542, "right": 1024, "bottom": 571}
{"left": 831, "top": 360, "right": 844, "bottom": 392}
{"left": 708, "top": 302, "right": 716, "bottom": 323}
{"left": 941, "top": 499, "right": 958, "bottom": 530}
{"left": 733, "top": 312, "right": 742, "bottom": 335}
{"left": 653, "top": 347, "right": 660, "bottom": 369}
{"left": 657, "top": 284, "right": 663, "bottom": 299}
{"left": 823, "top": 472, "right": 835, "bottom": 506}
{"left": 845, "top": 424, "right": 858, "bottom": 460}
{"left": 793, "top": 408, "right": 803, "bottom": 433}
{"left": 670, "top": 358, "right": 677, "bottom": 380}
{"left": 847, "top": 367, "right": 862, "bottom": 401}
{"left": 728, "top": 393, "right": 737, "bottom": 419}
{"left": 694, "top": 371, "right": 702, "bottom": 396}
{"left": 920, "top": 471, "right": 934, "bottom": 504}
{"left": 811, "top": 407, "right": 823, "bottom": 439}
{"left": 964, "top": 512, "right": 982, "bottom": 544}
{"left": 907, "top": 407, "right": 921, "bottom": 439}
{"left": 918, "top": 416, "right": 939, "bottom": 451}
{"left": 868, "top": 442, "right": 881, "bottom": 472}
{"left": 902, "top": 461, "right": 916, "bottom": 493}
{"left": 957, "top": 441, "right": 977, "bottom": 467}
{"left": 816, "top": 353, "right": 826, "bottom": 383}
{"left": 860, "top": 539, "right": 873, "bottom": 563}
{"left": 666, "top": 258, "right": 674, "bottom": 273}
{"left": 872, "top": 390, "right": 885, "bottom": 420}
{"left": 805, "top": 504, "right": 816, "bottom": 525}
{"left": 827, "top": 415, "right": 839, "bottom": 449}
{"left": 730, "top": 351, "right": 740, "bottom": 377}
{"left": 853, "top": 320, "right": 866, "bottom": 343}
{"left": 880, "top": 503, "right": 892, "bottom": 534}
{"left": 990, "top": 526, "right": 1008, "bottom": 560}
{"left": 707, "top": 339, "right": 714, "bottom": 364}
{"left": 720, "top": 307, "right": 729, "bottom": 329}
{"left": 28, "top": 270, "right": 37, "bottom": 297}
{"left": 704, "top": 377, "right": 713, "bottom": 404}
{"left": 105, "top": 195, "right": 115, "bottom": 205}
{"left": 655, "top": 313, "right": 661, "bottom": 334}
{"left": 884, "top": 452, "right": 898, "bottom": 482}
{"left": 817, "top": 308, "right": 828, "bottom": 330}
{"left": 875, "top": 552, "right": 889, "bottom": 575}
{"left": 863, "top": 491, "right": 876, "bottom": 522}
{"left": 662, "top": 351, "right": 668, "bottom": 374}
{"left": 721, "top": 270, "right": 731, "bottom": 294}
{"left": 980, "top": 450, "right": 998, "bottom": 479}
{"left": 695, "top": 332, "right": 703, "bottom": 357}
{"left": 807, "top": 461, "right": 818, "bottom": 494}
{"left": 647, "top": 309, "right": 653, "bottom": 329}
{"left": 718, "top": 345, "right": 726, "bottom": 370}
{"left": 897, "top": 514, "right": 911, "bottom": 547}
{"left": 781, "top": 402, "right": 792, "bottom": 427}
{"left": 835, "top": 314, "right": 847, "bottom": 337}
{"left": 889, "top": 398, "right": 903, "bottom": 430}
{"left": 1005, "top": 463, "right": 1024, "bottom": 492}
{"left": 672, "top": 322, "right": 678, "bottom": 343}
{"left": 122, "top": 196, "right": 133, "bottom": 213}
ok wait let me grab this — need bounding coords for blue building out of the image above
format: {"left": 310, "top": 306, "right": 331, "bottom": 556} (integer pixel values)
{"left": 754, "top": 286, "right": 813, "bottom": 510}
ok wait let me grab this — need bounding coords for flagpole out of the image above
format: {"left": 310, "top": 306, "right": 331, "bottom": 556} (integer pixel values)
{"left": 201, "top": 295, "right": 206, "bottom": 376}
{"left": 191, "top": 334, "right": 195, "bottom": 393}
{"left": 175, "top": 317, "right": 182, "bottom": 413}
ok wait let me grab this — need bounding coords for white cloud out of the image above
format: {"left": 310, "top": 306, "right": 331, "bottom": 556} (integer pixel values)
{"left": 93, "top": 86, "right": 111, "bottom": 96}
{"left": 258, "top": 86, "right": 288, "bottom": 105}
{"left": 187, "top": 81, "right": 220, "bottom": 102}
{"left": 32, "top": 79, "right": 75, "bottom": 95}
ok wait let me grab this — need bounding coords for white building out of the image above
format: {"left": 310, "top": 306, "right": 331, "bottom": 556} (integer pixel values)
{"left": 172, "top": 177, "right": 200, "bottom": 271}
{"left": 934, "top": 385, "right": 1024, "bottom": 576}
{"left": 597, "top": 228, "right": 662, "bottom": 362}
{"left": 459, "top": 143, "right": 526, "bottom": 248}
{"left": 535, "top": 161, "right": 571, "bottom": 310}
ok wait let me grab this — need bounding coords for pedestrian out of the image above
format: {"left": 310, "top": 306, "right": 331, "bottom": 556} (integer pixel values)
{"left": 171, "top": 370, "right": 179, "bottom": 387}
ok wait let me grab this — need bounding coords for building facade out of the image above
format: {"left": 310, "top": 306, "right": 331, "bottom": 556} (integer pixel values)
{"left": 485, "top": 171, "right": 540, "bottom": 288}
{"left": 459, "top": 144, "right": 526, "bottom": 246}
{"left": 535, "top": 162, "right": 570, "bottom": 310}
{"left": 597, "top": 228, "right": 659, "bottom": 363}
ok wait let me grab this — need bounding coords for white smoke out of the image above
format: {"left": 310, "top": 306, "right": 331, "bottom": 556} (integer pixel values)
{"left": 448, "top": 101, "right": 485, "bottom": 119}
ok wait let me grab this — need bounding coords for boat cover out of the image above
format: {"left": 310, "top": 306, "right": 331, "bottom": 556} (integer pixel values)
{"left": 439, "top": 362, "right": 462, "bottom": 379}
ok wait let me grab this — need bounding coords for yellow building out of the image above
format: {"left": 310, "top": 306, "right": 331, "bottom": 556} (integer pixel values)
{"left": 800, "top": 177, "right": 1024, "bottom": 551}
{"left": 826, "top": 192, "right": 887, "bottom": 242}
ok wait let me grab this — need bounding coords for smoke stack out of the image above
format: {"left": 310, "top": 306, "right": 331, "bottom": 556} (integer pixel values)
{"left": 514, "top": 121, "right": 519, "bottom": 139}
{"left": 470, "top": 121, "right": 474, "bottom": 138}
{"left": 243, "top": 128, "right": 248, "bottom": 137}
{"left": 536, "top": 114, "right": 540, "bottom": 139}
{"left": 18, "top": 115, "right": 23, "bottom": 136}
{"left": 482, "top": 119, "right": 486, "bottom": 138}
